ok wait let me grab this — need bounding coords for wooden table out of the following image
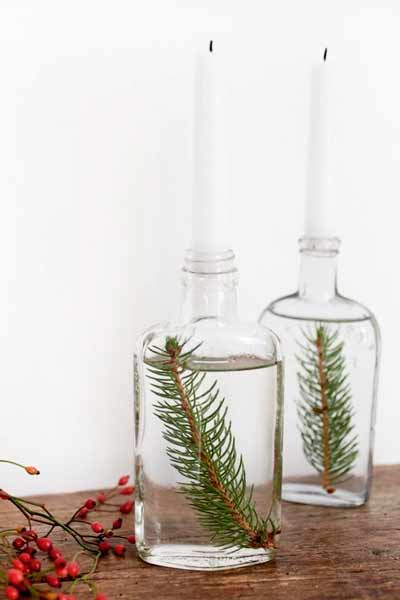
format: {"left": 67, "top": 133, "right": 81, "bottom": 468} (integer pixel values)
{"left": 1, "top": 465, "right": 399, "bottom": 599}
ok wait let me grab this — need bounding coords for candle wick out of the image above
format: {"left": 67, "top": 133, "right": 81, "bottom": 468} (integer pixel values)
{"left": 209, "top": 40, "right": 213, "bottom": 53}
{"left": 323, "top": 47, "right": 328, "bottom": 62}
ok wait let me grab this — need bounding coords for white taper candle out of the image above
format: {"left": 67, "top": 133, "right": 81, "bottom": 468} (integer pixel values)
{"left": 192, "top": 41, "right": 228, "bottom": 253}
{"left": 304, "top": 48, "right": 336, "bottom": 238}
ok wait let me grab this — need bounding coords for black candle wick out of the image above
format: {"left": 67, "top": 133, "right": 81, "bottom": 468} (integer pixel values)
{"left": 209, "top": 40, "right": 213, "bottom": 53}
{"left": 323, "top": 47, "right": 328, "bottom": 61}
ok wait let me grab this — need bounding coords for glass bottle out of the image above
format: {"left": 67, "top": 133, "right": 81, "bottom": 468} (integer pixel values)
{"left": 134, "top": 249, "right": 283, "bottom": 570}
{"left": 260, "top": 236, "right": 380, "bottom": 507}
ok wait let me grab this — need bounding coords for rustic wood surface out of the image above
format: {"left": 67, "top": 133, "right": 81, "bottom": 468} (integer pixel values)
{"left": 1, "top": 465, "right": 399, "bottom": 600}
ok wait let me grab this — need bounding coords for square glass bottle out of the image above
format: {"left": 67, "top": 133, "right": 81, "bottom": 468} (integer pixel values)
{"left": 134, "top": 249, "right": 283, "bottom": 569}
{"left": 259, "top": 237, "right": 380, "bottom": 507}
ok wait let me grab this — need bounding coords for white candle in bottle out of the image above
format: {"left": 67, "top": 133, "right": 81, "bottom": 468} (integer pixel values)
{"left": 304, "top": 48, "right": 336, "bottom": 238}
{"left": 192, "top": 41, "right": 228, "bottom": 253}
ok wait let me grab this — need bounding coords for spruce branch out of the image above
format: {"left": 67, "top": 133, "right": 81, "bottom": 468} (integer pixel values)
{"left": 146, "top": 337, "right": 279, "bottom": 551}
{"left": 297, "top": 324, "right": 358, "bottom": 493}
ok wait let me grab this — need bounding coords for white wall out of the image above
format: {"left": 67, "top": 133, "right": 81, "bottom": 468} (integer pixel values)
{"left": 1, "top": 0, "right": 399, "bottom": 495}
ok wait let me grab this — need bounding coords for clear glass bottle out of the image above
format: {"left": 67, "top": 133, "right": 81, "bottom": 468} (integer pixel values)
{"left": 260, "top": 237, "right": 380, "bottom": 507}
{"left": 134, "top": 249, "right": 283, "bottom": 570}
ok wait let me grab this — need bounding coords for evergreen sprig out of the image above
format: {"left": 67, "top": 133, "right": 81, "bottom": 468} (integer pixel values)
{"left": 146, "top": 337, "right": 279, "bottom": 551}
{"left": 297, "top": 324, "right": 358, "bottom": 493}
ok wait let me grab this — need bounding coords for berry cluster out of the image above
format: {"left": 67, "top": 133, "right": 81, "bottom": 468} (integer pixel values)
{"left": 0, "top": 463, "right": 135, "bottom": 600}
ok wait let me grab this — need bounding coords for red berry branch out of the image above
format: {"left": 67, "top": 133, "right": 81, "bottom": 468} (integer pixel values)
{"left": 0, "top": 461, "right": 135, "bottom": 600}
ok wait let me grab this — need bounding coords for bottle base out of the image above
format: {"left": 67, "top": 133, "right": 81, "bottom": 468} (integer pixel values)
{"left": 283, "top": 483, "right": 366, "bottom": 507}
{"left": 137, "top": 544, "right": 275, "bottom": 571}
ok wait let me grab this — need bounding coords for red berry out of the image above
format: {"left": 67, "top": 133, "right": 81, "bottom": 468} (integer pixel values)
{"left": 76, "top": 507, "right": 89, "bottom": 519}
{"left": 11, "top": 559, "right": 24, "bottom": 571}
{"left": 25, "top": 466, "right": 40, "bottom": 475}
{"left": 105, "top": 530, "right": 113, "bottom": 538}
{"left": 118, "top": 475, "right": 129, "bottom": 486}
{"left": 120, "top": 486, "right": 134, "bottom": 496}
{"left": 22, "top": 529, "right": 37, "bottom": 541}
{"left": 112, "top": 518, "right": 122, "bottom": 530}
{"left": 7, "top": 569, "right": 23, "bottom": 586}
{"left": 113, "top": 544, "right": 125, "bottom": 557}
{"left": 55, "top": 566, "right": 68, "bottom": 578}
{"left": 45, "top": 575, "right": 61, "bottom": 588}
{"left": 36, "top": 537, "right": 52, "bottom": 552}
{"left": 30, "top": 558, "right": 41, "bottom": 572}
{"left": 97, "top": 493, "right": 106, "bottom": 504}
{"left": 18, "top": 580, "right": 29, "bottom": 594}
{"left": 58, "top": 595, "right": 76, "bottom": 600}
{"left": 99, "top": 540, "right": 111, "bottom": 554}
{"left": 95, "top": 595, "right": 108, "bottom": 600}
{"left": 84, "top": 498, "right": 96, "bottom": 509}
{"left": 127, "top": 535, "right": 136, "bottom": 544}
{"left": 119, "top": 501, "right": 133, "bottom": 514}
{"left": 67, "top": 561, "right": 80, "bottom": 578}
{"left": 12, "top": 538, "right": 25, "bottom": 550}
{"left": 49, "top": 547, "right": 63, "bottom": 561}
{"left": 54, "top": 557, "right": 66, "bottom": 569}
{"left": 0, "top": 490, "right": 10, "bottom": 499}
{"left": 19, "top": 553, "right": 30, "bottom": 564}
{"left": 91, "top": 521, "right": 104, "bottom": 534}
{"left": 5, "top": 586, "right": 19, "bottom": 600}
{"left": 25, "top": 546, "right": 36, "bottom": 556}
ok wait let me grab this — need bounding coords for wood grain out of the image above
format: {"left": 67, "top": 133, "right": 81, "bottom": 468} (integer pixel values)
{"left": 1, "top": 465, "right": 399, "bottom": 600}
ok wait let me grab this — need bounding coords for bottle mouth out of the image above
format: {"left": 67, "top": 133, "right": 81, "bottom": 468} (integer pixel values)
{"left": 183, "top": 249, "right": 237, "bottom": 275}
{"left": 299, "top": 236, "right": 341, "bottom": 257}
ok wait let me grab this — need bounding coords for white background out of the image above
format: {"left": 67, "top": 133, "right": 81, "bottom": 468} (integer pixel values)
{"left": 1, "top": 0, "right": 399, "bottom": 495}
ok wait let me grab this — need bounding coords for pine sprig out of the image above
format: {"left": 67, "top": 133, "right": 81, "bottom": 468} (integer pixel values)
{"left": 146, "top": 337, "right": 279, "bottom": 551}
{"left": 296, "top": 324, "right": 358, "bottom": 493}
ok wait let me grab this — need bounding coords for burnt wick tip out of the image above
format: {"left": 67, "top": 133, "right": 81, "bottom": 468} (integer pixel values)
{"left": 323, "top": 47, "right": 328, "bottom": 61}
{"left": 209, "top": 40, "right": 213, "bottom": 53}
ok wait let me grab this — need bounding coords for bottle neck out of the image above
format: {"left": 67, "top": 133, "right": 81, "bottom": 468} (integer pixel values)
{"left": 180, "top": 249, "right": 238, "bottom": 323}
{"left": 298, "top": 237, "right": 340, "bottom": 302}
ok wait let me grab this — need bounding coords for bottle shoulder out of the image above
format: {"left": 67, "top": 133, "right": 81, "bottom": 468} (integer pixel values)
{"left": 260, "top": 292, "right": 379, "bottom": 326}
{"left": 136, "top": 317, "right": 282, "bottom": 364}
